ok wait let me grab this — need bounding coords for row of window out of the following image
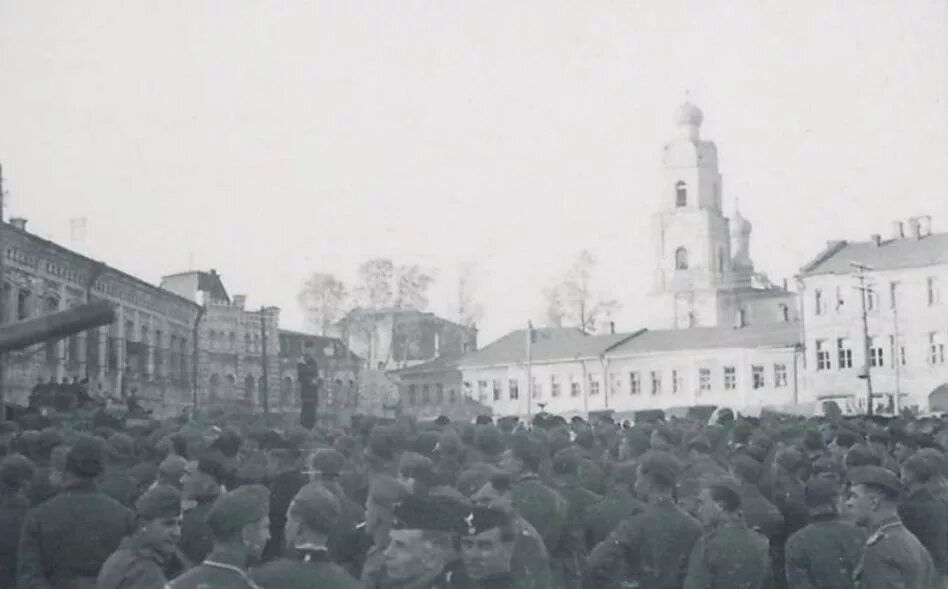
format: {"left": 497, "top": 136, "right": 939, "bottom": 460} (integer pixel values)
{"left": 813, "top": 277, "right": 941, "bottom": 316}
{"left": 475, "top": 363, "right": 789, "bottom": 402}
{"left": 815, "top": 333, "right": 946, "bottom": 371}
{"left": 405, "top": 383, "right": 460, "bottom": 406}
{"left": 208, "top": 329, "right": 267, "bottom": 352}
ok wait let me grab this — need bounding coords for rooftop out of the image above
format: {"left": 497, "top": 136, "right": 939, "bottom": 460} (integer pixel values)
{"left": 608, "top": 322, "right": 801, "bottom": 356}
{"left": 800, "top": 232, "right": 948, "bottom": 276}
{"left": 460, "top": 327, "right": 641, "bottom": 367}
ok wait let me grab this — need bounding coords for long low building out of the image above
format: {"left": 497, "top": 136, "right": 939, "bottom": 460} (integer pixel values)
{"left": 459, "top": 323, "right": 802, "bottom": 419}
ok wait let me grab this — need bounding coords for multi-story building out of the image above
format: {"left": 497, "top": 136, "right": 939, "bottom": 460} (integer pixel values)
{"left": 651, "top": 102, "right": 797, "bottom": 329}
{"left": 161, "top": 270, "right": 280, "bottom": 410}
{"left": 797, "top": 216, "right": 948, "bottom": 412}
{"left": 332, "top": 309, "right": 477, "bottom": 371}
{"left": 1, "top": 218, "right": 201, "bottom": 410}
{"left": 387, "top": 353, "right": 491, "bottom": 421}
{"left": 277, "top": 329, "right": 361, "bottom": 423}
{"left": 461, "top": 324, "right": 801, "bottom": 419}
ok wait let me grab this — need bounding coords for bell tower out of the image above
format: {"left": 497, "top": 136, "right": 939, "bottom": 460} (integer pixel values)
{"left": 651, "top": 102, "right": 733, "bottom": 328}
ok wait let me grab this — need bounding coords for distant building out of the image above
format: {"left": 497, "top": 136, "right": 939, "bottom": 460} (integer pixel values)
{"left": 798, "top": 216, "right": 948, "bottom": 412}
{"left": 161, "top": 270, "right": 280, "bottom": 410}
{"left": 387, "top": 354, "right": 490, "bottom": 421}
{"left": 651, "top": 102, "right": 797, "bottom": 329}
{"left": 278, "top": 329, "right": 361, "bottom": 424}
{"left": 332, "top": 309, "right": 477, "bottom": 371}
{"left": 461, "top": 324, "right": 801, "bottom": 419}
{"left": 1, "top": 218, "right": 201, "bottom": 409}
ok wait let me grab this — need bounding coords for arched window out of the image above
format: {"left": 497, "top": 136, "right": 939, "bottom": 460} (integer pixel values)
{"left": 675, "top": 181, "right": 687, "bottom": 207}
{"left": 675, "top": 247, "right": 689, "bottom": 270}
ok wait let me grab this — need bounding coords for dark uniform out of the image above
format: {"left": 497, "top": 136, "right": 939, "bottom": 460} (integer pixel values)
{"left": 0, "top": 493, "right": 30, "bottom": 589}
{"left": 683, "top": 521, "right": 771, "bottom": 589}
{"left": 17, "top": 480, "right": 135, "bottom": 589}
{"left": 583, "top": 493, "right": 644, "bottom": 550}
{"left": 96, "top": 535, "right": 167, "bottom": 589}
{"left": 511, "top": 473, "right": 567, "bottom": 555}
{"left": 554, "top": 479, "right": 602, "bottom": 589}
{"left": 586, "top": 497, "right": 703, "bottom": 589}
{"left": 165, "top": 560, "right": 262, "bottom": 589}
{"left": 899, "top": 487, "right": 948, "bottom": 576}
{"left": 177, "top": 499, "right": 214, "bottom": 568}
{"left": 854, "top": 517, "right": 935, "bottom": 589}
{"left": 785, "top": 513, "right": 866, "bottom": 589}
{"left": 252, "top": 546, "right": 360, "bottom": 589}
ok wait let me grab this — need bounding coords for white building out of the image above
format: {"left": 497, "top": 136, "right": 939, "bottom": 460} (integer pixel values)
{"left": 461, "top": 324, "right": 801, "bottom": 419}
{"left": 651, "top": 102, "right": 797, "bottom": 329}
{"left": 797, "top": 216, "right": 948, "bottom": 413}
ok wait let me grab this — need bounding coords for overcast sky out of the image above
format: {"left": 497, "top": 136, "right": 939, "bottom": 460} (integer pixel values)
{"left": 1, "top": 1, "right": 946, "bottom": 341}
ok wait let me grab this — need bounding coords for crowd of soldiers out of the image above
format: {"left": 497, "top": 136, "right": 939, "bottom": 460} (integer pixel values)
{"left": 0, "top": 405, "right": 945, "bottom": 589}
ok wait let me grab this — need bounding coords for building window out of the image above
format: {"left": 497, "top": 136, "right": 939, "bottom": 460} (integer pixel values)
{"left": 774, "top": 364, "right": 787, "bottom": 388}
{"left": 930, "top": 333, "right": 946, "bottom": 365}
{"left": 752, "top": 365, "right": 765, "bottom": 389}
{"left": 675, "top": 181, "right": 687, "bottom": 207}
{"left": 508, "top": 379, "right": 519, "bottom": 400}
{"left": 492, "top": 380, "right": 502, "bottom": 402}
{"left": 671, "top": 370, "right": 683, "bottom": 394}
{"left": 928, "top": 277, "right": 941, "bottom": 306}
{"left": 449, "top": 389, "right": 457, "bottom": 404}
{"left": 724, "top": 366, "right": 736, "bottom": 390}
{"left": 609, "top": 373, "right": 619, "bottom": 395}
{"left": 834, "top": 286, "right": 845, "bottom": 313}
{"left": 869, "top": 337, "right": 884, "bottom": 368}
{"left": 436, "top": 383, "right": 445, "bottom": 404}
{"left": 629, "top": 372, "right": 641, "bottom": 395}
{"left": 866, "top": 289, "right": 879, "bottom": 313}
{"left": 816, "top": 339, "right": 831, "bottom": 371}
{"left": 570, "top": 378, "right": 581, "bottom": 397}
{"left": 17, "top": 290, "right": 29, "bottom": 320}
{"left": 408, "top": 384, "right": 417, "bottom": 406}
{"left": 814, "top": 289, "right": 824, "bottom": 316}
{"left": 717, "top": 249, "right": 726, "bottom": 274}
{"left": 551, "top": 375, "right": 561, "bottom": 397}
{"left": 589, "top": 375, "right": 600, "bottom": 396}
{"left": 698, "top": 368, "right": 711, "bottom": 392}
{"left": 422, "top": 384, "right": 431, "bottom": 404}
{"left": 889, "top": 282, "right": 898, "bottom": 310}
{"left": 477, "top": 380, "right": 488, "bottom": 402}
{"left": 650, "top": 371, "right": 662, "bottom": 396}
{"left": 531, "top": 377, "right": 542, "bottom": 399}
{"left": 837, "top": 338, "right": 853, "bottom": 369}
{"left": 675, "top": 247, "right": 689, "bottom": 271}
{"left": 890, "top": 336, "right": 907, "bottom": 367}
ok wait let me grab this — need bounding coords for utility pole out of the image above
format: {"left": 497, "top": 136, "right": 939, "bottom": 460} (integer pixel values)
{"left": 893, "top": 298, "right": 901, "bottom": 414}
{"left": 260, "top": 306, "right": 269, "bottom": 415}
{"left": 525, "top": 321, "right": 533, "bottom": 421}
{"left": 851, "top": 262, "right": 875, "bottom": 416}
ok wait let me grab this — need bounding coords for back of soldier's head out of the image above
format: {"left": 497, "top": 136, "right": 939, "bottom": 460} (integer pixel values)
{"left": 638, "top": 451, "right": 679, "bottom": 491}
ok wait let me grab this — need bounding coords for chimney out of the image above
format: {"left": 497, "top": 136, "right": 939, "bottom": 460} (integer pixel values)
{"left": 919, "top": 215, "right": 932, "bottom": 237}
{"left": 9, "top": 217, "right": 26, "bottom": 231}
{"left": 609, "top": 321, "right": 616, "bottom": 335}
{"left": 871, "top": 233, "right": 882, "bottom": 247}
{"left": 890, "top": 220, "right": 904, "bottom": 240}
{"left": 232, "top": 294, "right": 246, "bottom": 309}
{"left": 907, "top": 217, "right": 922, "bottom": 240}
{"left": 434, "top": 332, "right": 440, "bottom": 358}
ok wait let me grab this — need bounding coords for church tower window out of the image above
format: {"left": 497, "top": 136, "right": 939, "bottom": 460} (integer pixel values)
{"left": 675, "top": 247, "right": 689, "bottom": 270}
{"left": 675, "top": 181, "right": 687, "bottom": 207}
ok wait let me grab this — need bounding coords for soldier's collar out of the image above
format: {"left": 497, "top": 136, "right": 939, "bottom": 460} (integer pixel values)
{"left": 866, "top": 516, "right": 902, "bottom": 545}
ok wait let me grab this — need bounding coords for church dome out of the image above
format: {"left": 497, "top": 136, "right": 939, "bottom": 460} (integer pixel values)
{"left": 731, "top": 208, "right": 752, "bottom": 235}
{"left": 675, "top": 101, "right": 704, "bottom": 127}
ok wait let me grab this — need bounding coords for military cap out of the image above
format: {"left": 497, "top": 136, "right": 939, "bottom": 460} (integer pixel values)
{"left": 509, "top": 434, "right": 545, "bottom": 470}
{"left": 834, "top": 429, "right": 861, "bottom": 448}
{"left": 731, "top": 455, "right": 763, "bottom": 484}
{"left": 903, "top": 453, "right": 939, "bottom": 482}
{"left": 867, "top": 427, "right": 891, "bottom": 443}
{"left": 434, "top": 415, "right": 451, "bottom": 426}
{"left": 731, "top": 421, "right": 754, "bottom": 444}
{"left": 131, "top": 462, "right": 158, "bottom": 487}
{"left": 0, "top": 454, "right": 34, "bottom": 490}
{"left": 37, "top": 428, "right": 65, "bottom": 452}
{"left": 207, "top": 484, "right": 271, "bottom": 537}
{"left": 436, "top": 429, "right": 463, "bottom": 458}
{"left": 655, "top": 425, "right": 682, "bottom": 447}
{"left": 135, "top": 484, "right": 182, "bottom": 520}
{"left": 456, "top": 465, "right": 501, "bottom": 498}
{"left": 412, "top": 431, "right": 440, "bottom": 457}
{"left": 805, "top": 476, "right": 840, "bottom": 509}
{"left": 0, "top": 421, "right": 20, "bottom": 435}
{"left": 196, "top": 454, "right": 230, "bottom": 485}
{"left": 848, "top": 465, "right": 902, "bottom": 498}
{"left": 574, "top": 429, "right": 595, "bottom": 450}
{"left": 775, "top": 447, "right": 806, "bottom": 474}
{"left": 609, "top": 460, "right": 638, "bottom": 489}
{"left": 392, "top": 494, "right": 469, "bottom": 534}
{"left": 289, "top": 483, "right": 340, "bottom": 533}
{"left": 474, "top": 425, "right": 504, "bottom": 457}
{"left": 365, "top": 425, "right": 403, "bottom": 462}
{"left": 474, "top": 415, "right": 493, "bottom": 425}
{"left": 638, "top": 450, "right": 680, "bottom": 487}
{"left": 106, "top": 433, "right": 135, "bottom": 462}
{"left": 552, "top": 447, "right": 584, "bottom": 476}
{"left": 811, "top": 456, "right": 845, "bottom": 481}
{"left": 310, "top": 448, "right": 346, "bottom": 477}
{"left": 845, "top": 444, "right": 882, "bottom": 469}
{"left": 158, "top": 454, "right": 188, "bottom": 481}
{"left": 570, "top": 416, "right": 587, "bottom": 425}
{"left": 707, "top": 477, "right": 743, "bottom": 511}
{"left": 802, "top": 429, "right": 825, "bottom": 452}
{"left": 914, "top": 448, "right": 947, "bottom": 476}
{"left": 66, "top": 435, "right": 105, "bottom": 479}
{"left": 687, "top": 435, "right": 712, "bottom": 453}
{"left": 399, "top": 452, "right": 436, "bottom": 487}
{"left": 460, "top": 505, "right": 515, "bottom": 537}
{"left": 210, "top": 428, "right": 242, "bottom": 458}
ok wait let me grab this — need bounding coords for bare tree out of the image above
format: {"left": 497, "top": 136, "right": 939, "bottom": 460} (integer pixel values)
{"left": 297, "top": 273, "right": 348, "bottom": 335}
{"left": 456, "top": 261, "right": 484, "bottom": 328}
{"left": 394, "top": 264, "right": 436, "bottom": 311}
{"left": 544, "top": 250, "right": 620, "bottom": 332}
{"left": 353, "top": 258, "right": 395, "bottom": 310}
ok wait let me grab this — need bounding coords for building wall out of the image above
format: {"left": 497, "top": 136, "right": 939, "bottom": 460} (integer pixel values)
{"left": 463, "top": 346, "right": 801, "bottom": 419}
{"left": 277, "top": 331, "right": 361, "bottom": 424}
{"left": 800, "top": 265, "right": 948, "bottom": 411}
{"left": 392, "top": 368, "right": 483, "bottom": 421}
{"left": 1, "top": 225, "right": 200, "bottom": 410}
{"left": 197, "top": 302, "right": 280, "bottom": 411}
